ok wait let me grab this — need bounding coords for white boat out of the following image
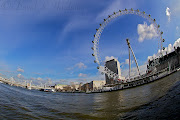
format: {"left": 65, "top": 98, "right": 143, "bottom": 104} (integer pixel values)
{"left": 40, "top": 88, "right": 56, "bottom": 92}
{"left": 86, "top": 91, "right": 92, "bottom": 94}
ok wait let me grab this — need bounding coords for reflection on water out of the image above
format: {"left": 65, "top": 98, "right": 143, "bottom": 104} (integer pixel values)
{"left": 0, "top": 71, "right": 179, "bottom": 119}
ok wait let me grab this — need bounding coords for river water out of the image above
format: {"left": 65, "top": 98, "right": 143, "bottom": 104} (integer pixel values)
{"left": 0, "top": 71, "right": 180, "bottom": 120}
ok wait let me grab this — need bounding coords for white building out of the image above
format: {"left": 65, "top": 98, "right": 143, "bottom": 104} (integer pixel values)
{"left": 55, "top": 84, "right": 68, "bottom": 90}
{"left": 89, "top": 80, "right": 106, "bottom": 91}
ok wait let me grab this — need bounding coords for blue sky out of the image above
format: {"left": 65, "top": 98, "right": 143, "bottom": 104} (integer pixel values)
{"left": 0, "top": 0, "right": 179, "bottom": 85}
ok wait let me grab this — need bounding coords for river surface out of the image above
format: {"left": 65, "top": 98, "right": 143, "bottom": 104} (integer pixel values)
{"left": 0, "top": 71, "right": 180, "bottom": 120}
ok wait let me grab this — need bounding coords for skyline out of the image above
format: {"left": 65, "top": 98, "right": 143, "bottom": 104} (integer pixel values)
{"left": 0, "top": 0, "right": 179, "bottom": 85}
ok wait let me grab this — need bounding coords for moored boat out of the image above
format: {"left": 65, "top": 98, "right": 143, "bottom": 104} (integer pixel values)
{"left": 40, "top": 88, "right": 56, "bottom": 92}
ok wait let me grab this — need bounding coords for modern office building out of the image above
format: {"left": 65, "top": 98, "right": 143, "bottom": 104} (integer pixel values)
{"left": 105, "top": 58, "right": 124, "bottom": 85}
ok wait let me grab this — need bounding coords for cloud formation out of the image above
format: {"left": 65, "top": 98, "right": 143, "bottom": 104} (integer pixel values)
{"left": 17, "top": 74, "right": 24, "bottom": 79}
{"left": 121, "top": 64, "right": 147, "bottom": 78}
{"left": 105, "top": 56, "right": 117, "bottom": 62}
{"left": 166, "top": 7, "right": 171, "bottom": 22}
{"left": 37, "top": 77, "right": 43, "bottom": 81}
{"left": 173, "top": 38, "right": 180, "bottom": 49}
{"left": 66, "top": 62, "right": 87, "bottom": 71}
{"left": 75, "top": 62, "right": 87, "bottom": 69}
{"left": 148, "top": 38, "right": 180, "bottom": 60}
{"left": 78, "top": 73, "right": 87, "bottom": 77}
{"left": 96, "top": 0, "right": 136, "bottom": 22}
{"left": 125, "top": 59, "right": 134, "bottom": 65}
{"left": 17, "top": 67, "right": 24, "bottom": 72}
{"left": 137, "top": 22, "right": 158, "bottom": 42}
{"left": 176, "top": 26, "right": 179, "bottom": 31}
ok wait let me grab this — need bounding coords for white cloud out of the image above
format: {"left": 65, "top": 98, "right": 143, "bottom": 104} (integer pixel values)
{"left": 121, "top": 64, "right": 147, "bottom": 78}
{"left": 125, "top": 59, "right": 129, "bottom": 64}
{"left": 148, "top": 38, "right": 180, "bottom": 60}
{"left": 173, "top": 38, "right": 180, "bottom": 49}
{"left": 137, "top": 22, "right": 159, "bottom": 42}
{"left": 96, "top": 0, "right": 122, "bottom": 21}
{"left": 75, "top": 62, "right": 87, "bottom": 69}
{"left": 66, "top": 67, "right": 74, "bottom": 71}
{"left": 17, "top": 74, "right": 24, "bottom": 79}
{"left": 47, "top": 78, "right": 51, "bottom": 81}
{"left": 167, "top": 44, "right": 173, "bottom": 53}
{"left": 60, "top": 79, "right": 66, "bottom": 83}
{"left": 70, "top": 82, "right": 79, "bottom": 85}
{"left": 17, "top": 67, "right": 24, "bottom": 72}
{"left": 166, "top": 7, "right": 171, "bottom": 22}
{"left": 125, "top": 59, "right": 134, "bottom": 65}
{"left": 66, "top": 62, "right": 87, "bottom": 71}
{"left": 61, "top": 0, "right": 137, "bottom": 43}
{"left": 78, "top": 72, "right": 105, "bottom": 83}
{"left": 37, "top": 77, "right": 43, "bottom": 81}
{"left": 176, "top": 26, "right": 179, "bottom": 31}
{"left": 78, "top": 73, "right": 87, "bottom": 77}
{"left": 30, "top": 77, "right": 35, "bottom": 80}
{"left": 96, "top": 0, "right": 136, "bottom": 22}
{"left": 105, "top": 56, "right": 117, "bottom": 62}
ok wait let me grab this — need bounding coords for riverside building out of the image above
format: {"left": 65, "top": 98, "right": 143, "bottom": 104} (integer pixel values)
{"left": 89, "top": 80, "right": 106, "bottom": 91}
{"left": 147, "top": 46, "right": 180, "bottom": 73}
{"left": 105, "top": 58, "right": 125, "bottom": 85}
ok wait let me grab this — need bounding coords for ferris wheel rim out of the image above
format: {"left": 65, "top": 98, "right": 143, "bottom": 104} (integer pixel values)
{"left": 92, "top": 8, "right": 164, "bottom": 81}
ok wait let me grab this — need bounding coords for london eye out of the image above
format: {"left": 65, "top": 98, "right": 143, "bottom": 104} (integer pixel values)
{"left": 91, "top": 8, "right": 165, "bottom": 82}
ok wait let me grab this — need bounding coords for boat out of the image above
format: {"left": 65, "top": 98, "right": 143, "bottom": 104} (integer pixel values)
{"left": 86, "top": 91, "right": 92, "bottom": 94}
{"left": 40, "top": 88, "right": 56, "bottom": 92}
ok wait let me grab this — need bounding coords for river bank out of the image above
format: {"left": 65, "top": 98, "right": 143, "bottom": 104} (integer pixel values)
{"left": 0, "top": 70, "right": 179, "bottom": 119}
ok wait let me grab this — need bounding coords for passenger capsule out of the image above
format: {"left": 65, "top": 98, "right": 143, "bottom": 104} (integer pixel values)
{"left": 92, "top": 54, "right": 95, "bottom": 56}
{"left": 119, "top": 10, "right": 121, "bottom": 12}
{"left": 163, "top": 39, "right": 165, "bottom": 42}
{"left": 94, "top": 60, "right": 96, "bottom": 63}
{"left": 92, "top": 41, "right": 94, "bottom": 43}
{"left": 91, "top": 47, "right": 94, "bottom": 50}
{"left": 97, "top": 66, "right": 99, "bottom": 69}
{"left": 158, "top": 25, "right": 160, "bottom": 28}
{"left": 161, "top": 31, "right": 163, "bottom": 34}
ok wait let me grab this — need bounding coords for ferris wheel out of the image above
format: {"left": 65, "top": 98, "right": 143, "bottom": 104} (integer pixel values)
{"left": 91, "top": 8, "right": 165, "bottom": 82}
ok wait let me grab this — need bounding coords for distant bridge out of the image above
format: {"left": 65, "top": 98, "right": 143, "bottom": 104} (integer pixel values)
{"left": 0, "top": 78, "right": 51, "bottom": 90}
